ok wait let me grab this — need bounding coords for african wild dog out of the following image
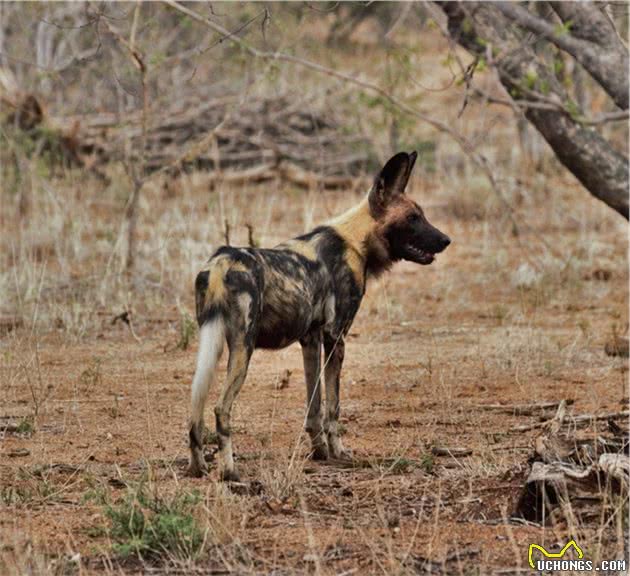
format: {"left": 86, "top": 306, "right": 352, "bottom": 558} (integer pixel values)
{"left": 188, "top": 151, "right": 451, "bottom": 480}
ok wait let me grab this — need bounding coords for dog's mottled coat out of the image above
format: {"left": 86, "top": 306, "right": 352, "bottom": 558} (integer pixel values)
{"left": 188, "top": 151, "right": 451, "bottom": 480}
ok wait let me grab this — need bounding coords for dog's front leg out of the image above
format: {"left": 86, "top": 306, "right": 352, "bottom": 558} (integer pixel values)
{"left": 323, "top": 334, "right": 350, "bottom": 459}
{"left": 301, "top": 331, "right": 328, "bottom": 460}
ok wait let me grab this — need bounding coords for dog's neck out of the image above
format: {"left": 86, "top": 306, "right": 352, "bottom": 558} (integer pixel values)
{"left": 327, "top": 197, "right": 391, "bottom": 278}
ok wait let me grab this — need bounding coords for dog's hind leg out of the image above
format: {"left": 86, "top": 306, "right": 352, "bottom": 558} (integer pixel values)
{"left": 214, "top": 289, "right": 257, "bottom": 482}
{"left": 188, "top": 316, "right": 225, "bottom": 477}
{"left": 215, "top": 335, "right": 252, "bottom": 482}
{"left": 301, "top": 331, "right": 328, "bottom": 460}
{"left": 323, "top": 334, "right": 350, "bottom": 459}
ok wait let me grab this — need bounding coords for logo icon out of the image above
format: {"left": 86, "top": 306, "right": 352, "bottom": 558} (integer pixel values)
{"left": 528, "top": 540, "right": 584, "bottom": 569}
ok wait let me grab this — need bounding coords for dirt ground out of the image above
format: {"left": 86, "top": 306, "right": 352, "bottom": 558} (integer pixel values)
{"left": 1, "top": 164, "right": 628, "bottom": 575}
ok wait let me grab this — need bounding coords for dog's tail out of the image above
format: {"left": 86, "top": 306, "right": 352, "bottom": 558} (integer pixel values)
{"left": 191, "top": 315, "right": 225, "bottom": 424}
{"left": 188, "top": 313, "right": 225, "bottom": 475}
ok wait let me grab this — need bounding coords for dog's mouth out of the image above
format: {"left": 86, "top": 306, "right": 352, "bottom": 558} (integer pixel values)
{"left": 403, "top": 244, "right": 435, "bottom": 265}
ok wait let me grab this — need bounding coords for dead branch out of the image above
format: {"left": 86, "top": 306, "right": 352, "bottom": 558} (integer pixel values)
{"left": 54, "top": 94, "right": 371, "bottom": 179}
{"left": 476, "top": 399, "right": 574, "bottom": 416}
{"left": 511, "top": 410, "right": 629, "bottom": 433}
{"left": 515, "top": 400, "right": 629, "bottom": 523}
{"left": 431, "top": 446, "right": 473, "bottom": 457}
{"left": 471, "top": 87, "right": 630, "bottom": 125}
{"left": 101, "top": 4, "right": 148, "bottom": 272}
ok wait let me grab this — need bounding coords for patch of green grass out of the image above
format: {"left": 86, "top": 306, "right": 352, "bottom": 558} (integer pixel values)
{"left": 104, "top": 481, "right": 204, "bottom": 561}
{"left": 390, "top": 457, "right": 415, "bottom": 475}
{"left": 85, "top": 525, "right": 107, "bottom": 539}
{"left": 0, "top": 486, "right": 22, "bottom": 506}
{"left": 81, "top": 483, "right": 109, "bottom": 506}
{"left": 524, "top": 69, "right": 538, "bottom": 90}
{"left": 16, "top": 416, "right": 34, "bottom": 436}
{"left": 419, "top": 453, "right": 435, "bottom": 475}
{"left": 554, "top": 20, "right": 573, "bottom": 36}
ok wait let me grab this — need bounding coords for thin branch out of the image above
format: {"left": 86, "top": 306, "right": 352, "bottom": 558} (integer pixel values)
{"left": 161, "top": 1, "right": 473, "bottom": 151}
{"left": 440, "top": 1, "right": 629, "bottom": 219}
{"left": 128, "top": 0, "right": 141, "bottom": 54}
{"left": 440, "top": 2, "right": 628, "bottom": 127}
{"left": 39, "top": 15, "right": 100, "bottom": 30}
{"left": 472, "top": 87, "right": 630, "bottom": 125}
{"left": 384, "top": 2, "right": 413, "bottom": 40}
{"left": 102, "top": 18, "right": 145, "bottom": 74}
{"left": 304, "top": 2, "right": 340, "bottom": 14}
{"left": 52, "top": 44, "right": 101, "bottom": 73}
{"left": 141, "top": 111, "right": 233, "bottom": 183}
{"left": 580, "top": 109, "right": 630, "bottom": 126}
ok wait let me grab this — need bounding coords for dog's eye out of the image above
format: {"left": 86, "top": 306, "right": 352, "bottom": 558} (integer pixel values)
{"left": 408, "top": 213, "right": 420, "bottom": 223}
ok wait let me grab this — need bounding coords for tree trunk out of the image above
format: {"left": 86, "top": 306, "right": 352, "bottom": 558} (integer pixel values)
{"left": 439, "top": 1, "right": 629, "bottom": 219}
{"left": 548, "top": 1, "right": 628, "bottom": 110}
{"left": 495, "top": 1, "right": 629, "bottom": 110}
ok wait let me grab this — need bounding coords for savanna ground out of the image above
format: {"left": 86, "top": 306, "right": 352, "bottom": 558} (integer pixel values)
{"left": 1, "top": 4, "right": 628, "bottom": 575}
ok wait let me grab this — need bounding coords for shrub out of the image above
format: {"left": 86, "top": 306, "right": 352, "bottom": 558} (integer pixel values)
{"left": 105, "top": 481, "right": 204, "bottom": 561}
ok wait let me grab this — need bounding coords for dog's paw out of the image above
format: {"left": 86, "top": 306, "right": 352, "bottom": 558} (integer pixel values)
{"left": 329, "top": 438, "right": 352, "bottom": 461}
{"left": 220, "top": 468, "right": 241, "bottom": 483}
{"left": 310, "top": 443, "right": 329, "bottom": 461}
{"left": 333, "top": 448, "right": 353, "bottom": 462}
{"left": 186, "top": 460, "right": 208, "bottom": 478}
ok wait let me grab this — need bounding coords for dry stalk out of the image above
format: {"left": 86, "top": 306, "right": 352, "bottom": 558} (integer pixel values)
{"left": 103, "top": 4, "right": 148, "bottom": 273}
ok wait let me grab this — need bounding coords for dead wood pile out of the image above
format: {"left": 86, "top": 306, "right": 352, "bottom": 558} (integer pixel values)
{"left": 2, "top": 74, "right": 373, "bottom": 187}
{"left": 514, "top": 400, "right": 629, "bottom": 525}
{"left": 87, "top": 96, "right": 368, "bottom": 174}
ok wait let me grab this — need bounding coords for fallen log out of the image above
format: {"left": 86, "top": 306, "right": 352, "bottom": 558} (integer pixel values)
{"left": 514, "top": 402, "right": 629, "bottom": 524}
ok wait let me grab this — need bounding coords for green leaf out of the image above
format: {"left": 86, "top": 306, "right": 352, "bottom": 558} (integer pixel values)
{"left": 554, "top": 20, "right": 573, "bottom": 36}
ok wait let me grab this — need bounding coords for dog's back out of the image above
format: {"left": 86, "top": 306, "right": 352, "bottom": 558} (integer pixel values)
{"left": 194, "top": 241, "right": 333, "bottom": 350}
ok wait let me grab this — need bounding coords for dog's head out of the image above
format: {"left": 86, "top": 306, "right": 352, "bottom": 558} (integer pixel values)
{"left": 367, "top": 151, "right": 450, "bottom": 268}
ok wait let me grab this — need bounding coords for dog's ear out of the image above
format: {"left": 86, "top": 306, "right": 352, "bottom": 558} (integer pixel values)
{"left": 369, "top": 151, "right": 418, "bottom": 214}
